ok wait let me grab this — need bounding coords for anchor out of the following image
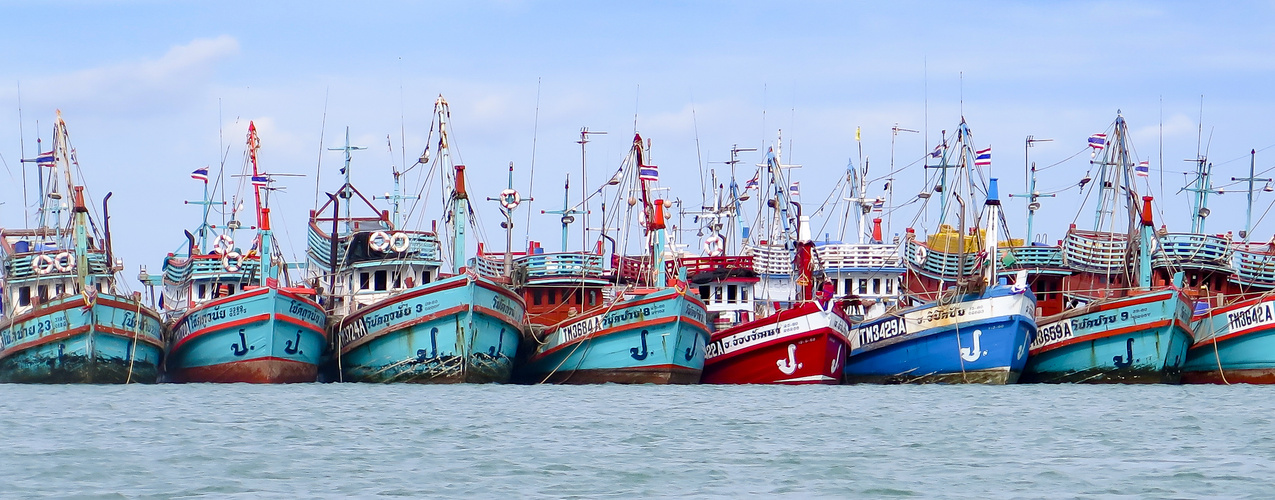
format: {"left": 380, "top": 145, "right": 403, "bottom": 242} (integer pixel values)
{"left": 630, "top": 330, "right": 650, "bottom": 360}
{"left": 959, "top": 330, "right": 985, "bottom": 362}
{"left": 684, "top": 334, "right": 698, "bottom": 361}
{"left": 231, "top": 329, "right": 250, "bottom": 356}
{"left": 1113, "top": 338, "right": 1134, "bottom": 368}
{"left": 776, "top": 343, "right": 801, "bottom": 375}
{"left": 284, "top": 331, "right": 302, "bottom": 355}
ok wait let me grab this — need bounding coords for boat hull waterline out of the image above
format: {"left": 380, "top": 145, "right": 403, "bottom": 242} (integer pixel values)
{"left": 525, "top": 288, "right": 709, "bottom": 384}
{"left": 845, "top": 288, "right": 1036, "bottom": 384}
{"left": 166, "top": 287, "right": 327, "bottom": 383}
{"left": 335, "top": 274, "right": 525, "bottom": 384}
{"left": 702, "top": 302, "right": 849, "bottom": 385}
{"left": 1023, "top": 290, "right": 1193, "bottom": 384}
{"left": 0, "top": 294, "right": 164, "bottom": 383}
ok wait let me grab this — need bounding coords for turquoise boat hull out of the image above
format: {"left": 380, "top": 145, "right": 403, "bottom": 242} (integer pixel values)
{"left": 0, "top": 293, "right": 164, "bottom": 383}
{"left": 1023, "top": 289, "right": 1194, "bottom": 383}
{"left": 335, "top": 274, "right": 525, "bottom": 383}
{"left": 523, "top": 288, "right": 710, "bottom": 384}
{"left": 1184, "top": 297, "right": 1275, "bottom": 384}
{"left": 166, "top": 287, "right": 328, "bottom": 383}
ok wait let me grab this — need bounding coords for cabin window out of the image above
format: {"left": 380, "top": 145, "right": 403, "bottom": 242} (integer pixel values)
{"left": 227, "top": 284, "right": 236, "bottom": 295}
{"left": 359, "top": 272, "right": 371, "bottom": 290}
{"left": 699, "top": 286, "right": 710, "bottom": 301}
{"left": 393, "top": 272, "right": 402, "bottom": 289}
{"left": 859, "top": 279, "right": 868, "bottom": 295}
{"left": 844, "top": 279, "right": 853, "bottom": 295}
{"left": 872, "top": 279, "right": 881, "bottom": 295}
{"left": 886, "top": 279, "right": 894, "bottom": 295}
{"left": 573, "top": 289, "right": 582, "bottom": 305}
{"left": 547, "top": 290, "right": 556, "bottom": 305}
{"left": 421, "top": 271, "right": 431, "bottom": 285}
{"left": 198, "top": 284, "right": 207, "bottom": 299}
{"left": 18, "top": 287, "right": 30, "bottom": 306}
{"left": 374, "top": 270, "right": 388, "bottom": 291}
{"left": 38, "top": 285, "right": 48, "bottom": 302}
{"left": 588, "top": 290, "right": 598, "bottom": 307}
{"left": 55, "top": 283, "right": 65, "bottom": 296}
{"left": 713, "top": 287, "right": 723, "bottom": 303}
{"left": 95, "top": 282, "right": 103, "bottom": 293}
{"left": 532, "top": 289, "right": 543, "bottom": 306}
{"left": 740, "top": 287, "right": 749, "bottom": 302}
{"left": 727, "top": 285, "right": 738, "bottom": 303}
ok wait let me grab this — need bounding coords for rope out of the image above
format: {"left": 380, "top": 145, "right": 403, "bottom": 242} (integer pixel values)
{"left": 124, "top": 298, "right": 142, "bottom": 384}
{"left": 536, "top": 284, "right": 633, "bottom": 384}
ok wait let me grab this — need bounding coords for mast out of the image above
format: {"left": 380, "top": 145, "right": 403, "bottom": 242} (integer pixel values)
{"left": 486, "top": 162, "right": 528, "bottom": 276}
{"left": 246, "top": 122, "right": 277, "bottom": 284}
{"left": 327, "top": 128, "right": 366, "bottom": 227}
{"left": 982, "top": 178, "right": 1003, "bottom": 288}
{"left": 1139, "top": 195, "right": 1155, "bottom": 288}
{"left": 1233, "top": 150, "right": 1272, "bottom": 243}
{"left": 542, "top": 175, "right": 582, "bottom": 252}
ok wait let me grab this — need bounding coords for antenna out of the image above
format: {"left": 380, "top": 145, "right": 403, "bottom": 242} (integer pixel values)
{"left": 890, "top": 123, "right": 919, "bottom": 236}
{"left": 578, "top": 127, "right": 607, "bottom": 248}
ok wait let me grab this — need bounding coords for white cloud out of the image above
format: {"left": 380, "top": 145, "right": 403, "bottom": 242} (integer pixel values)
{"left": 8, "top": 35, "right": 239, "bottom": 115}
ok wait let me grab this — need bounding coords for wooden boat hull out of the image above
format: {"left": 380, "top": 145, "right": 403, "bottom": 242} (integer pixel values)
{"left": 524, "top": 288, "right": 709, "bottom": 384}
{"left": 335, "top": 274, "right": 525, "bottom": 384}
{"left": 702, "top": 302, "right": 848, "bottom": 385}
{"left": 1183, "top": 296, "right": 1275, "bottom": 384}
{"left": 1022, "top": 289, "right": 1194, "bottom": 384}
{"left": 845, "top": 287, "right": 1036, "bottom": 384}
{"left": 166, "top": 287, "right": 327, "bottom": 383}
{"left": 0, "top": 294, "right": 164, "bottom": 383}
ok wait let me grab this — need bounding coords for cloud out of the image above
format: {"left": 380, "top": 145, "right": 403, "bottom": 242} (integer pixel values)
{"left": 10, "top": 35, "right": 239, "bottom": 115}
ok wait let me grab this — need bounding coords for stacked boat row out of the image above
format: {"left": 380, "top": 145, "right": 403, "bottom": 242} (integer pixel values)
{"left": 0, "top": 102, "right": 1268, "bottom": 385}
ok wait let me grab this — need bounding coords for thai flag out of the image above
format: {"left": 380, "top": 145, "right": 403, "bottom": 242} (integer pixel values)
{"left": 744, "top": 173, "right": 759, "bottom": 190}
{"left": 639, "top": 163, "right": 658, "bottom": 181}
{"left": 974, "top": 147, "right": 992, "bottom": 166}
{"left": 1136, "top": 160, "right": 1150, "bottom": 177}
{"left": 35, "top": 151, "right": 55, "bottom": 166}
{"left": 930, "top": 144, "right": 943, "bottom": 158}
{"left": 872, "top": 197, "right": 884, "bottom": 212}
{"left": 1089, "top": 133, "right": 1107, "bottom": 150}
{"left": 191, "top": 167, "right": 209, "bottom": 182}
{"left": 251, "top": 175, "right": 269, "bottom": 187}
{"left": 789, "top": 182, "right": 800, "bottom": 197}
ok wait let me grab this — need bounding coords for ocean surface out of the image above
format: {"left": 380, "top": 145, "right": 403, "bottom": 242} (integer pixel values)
{"left": 0, "top": 384, "right": 1271, "bottom": 499}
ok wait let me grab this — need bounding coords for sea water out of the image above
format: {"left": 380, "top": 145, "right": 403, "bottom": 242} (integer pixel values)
{"left": 0, "top": 384, "right": 1271, "bottom": 498}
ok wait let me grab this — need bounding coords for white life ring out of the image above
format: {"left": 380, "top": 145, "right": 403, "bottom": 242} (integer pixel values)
{"left": 499, "top": 188, "right": 521, "bottom": 210}
{"left": 389, "top": 232, "right": 411, "bottom": 253}
{"left": 369, "top": 231, "right": 391, "bottom": 252}
{"left": 54, "top": 252, "right": 74, "bottom": 272}
{"left": 32, "top": 254, "right": 56, "bottom": 275}
{"left": 913, "top": 245, "right": 928, "bottom": 265}
{"left": 702, "top": 234, "right": 724, "bottom": 257}
{"left": 223, "top": 251, "right": 244, "bottom": 273}
{"left": 213, "top": 234, "right": 235, "bottom": 255}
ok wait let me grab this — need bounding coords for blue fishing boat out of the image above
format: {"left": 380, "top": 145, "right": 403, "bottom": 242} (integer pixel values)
{"left": 325, "top": 96, "right": 525, "bottom": 383}
{"left": 0, "top": 112, "right": 164, "bottom": 383}
{"left": 162, "top": 122, "right": 328, "bottom": 383}
{"left": 1022, "top": 113, "right": 1193, "bottom": 383}
{"left": 522, "top": 133, "right": 709, "bottom": 384}
{"left": 844, "top": 120, "right": 1036, "bottom": 384}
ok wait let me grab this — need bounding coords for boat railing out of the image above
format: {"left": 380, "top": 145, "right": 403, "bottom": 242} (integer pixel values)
{"left": 1152, "top": 232, "right": 1232, "bottom": 271}
{"left": 815, "top": 243, "right": 901, "bottom": 271}
{"left": 306, "top": 226, "right": 442, "bottom": 268}
{"left": 8, "top": 250, "right": 112, "bottom": 280}
{"left": 1004, "top": 245, "right": 1065, "bottom": 269}
{"left": 519, "top": 252, "right": 607, "bottom": 280}
{"left": 747, "top": 244, "right": 793, "bottom": 276}
{"left": 669, "top": 255, "right": 755, "bottom": 276}
{"left": 163, "top": 254, "right": 264, "bottom": 283}
{"left": 469, "top": 254, "right": 508, "bottom": 278}
{"left": 1231, "top": 245, "right": 1275, "bottom": 287}
{"left": 1062, "top": 230, "right": 1128, "bottom": 273}
{"left": 904, "top": 238, "right": 977, "bottom": 278}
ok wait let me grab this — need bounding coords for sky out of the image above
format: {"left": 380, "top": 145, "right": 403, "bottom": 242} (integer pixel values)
{"left": 2, "top": 1, "right": 1275, "bottom": 290}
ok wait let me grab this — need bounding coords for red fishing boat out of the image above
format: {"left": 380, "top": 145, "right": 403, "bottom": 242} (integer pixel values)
{"left": 700, "top": 149, "right": 851, "bottom": 384}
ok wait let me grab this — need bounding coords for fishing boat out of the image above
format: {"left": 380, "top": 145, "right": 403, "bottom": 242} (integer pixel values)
{"left": 1022, "top": 113, "right": 1193, "bottom": 383}
{"left": 0, "top": 112, "right": 164, "bottom": 383}
{"left": 700, "top": 145, "right": 851, "bottom": 385}
{"left": 844, "top": 120, "right": 1036, "bottom": 384}
{"left": 162, "top": 122, "right": 328, "bottom": 383}
{"left": 522, "top": 133, "right": 710, "bottom": 384}
{"left": 1181, "top": 150, "right": 1275, "bottom": 383}
{"left": 325, "top": 96, "right": 525, "bottom": 383}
